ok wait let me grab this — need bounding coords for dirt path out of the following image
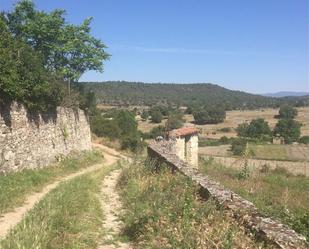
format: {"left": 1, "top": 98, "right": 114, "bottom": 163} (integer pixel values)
{"left": 0, "top": 144, "right": 120, "bottom": 239}
{"left": 98, "top": 168, "right": 131, "bottom": 249}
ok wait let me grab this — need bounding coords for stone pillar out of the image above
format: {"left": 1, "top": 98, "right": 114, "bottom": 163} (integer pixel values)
{"left": 185, "top": 134, "right": 198, "bottom": 168}
{"left": 174, "top": 137, "right": 185, "bottom": 161}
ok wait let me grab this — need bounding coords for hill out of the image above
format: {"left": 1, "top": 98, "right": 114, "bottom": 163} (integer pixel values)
{"left": 262, "top": 91, "right": 309, "bottom": 97}
{"left": 81, "top": 81, "right": 306, "bottom": 109}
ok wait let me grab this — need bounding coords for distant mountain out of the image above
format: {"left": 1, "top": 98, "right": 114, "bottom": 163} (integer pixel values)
{"left": 81, "top": 81, "right": 308, "bottom": 109}
{"left": 262, "top": 91, "right": 309, "bottom": 98}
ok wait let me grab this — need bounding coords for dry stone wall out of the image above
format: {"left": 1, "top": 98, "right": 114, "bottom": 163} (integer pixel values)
{"left": 0, "top": 102, "right": 91, "bottom": 174}
{"left": 148, "top": 141, "right": 308, "bottom": 249}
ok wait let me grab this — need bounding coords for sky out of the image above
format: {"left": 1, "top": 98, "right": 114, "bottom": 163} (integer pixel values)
{"left": 1, "top": 0, "right": 308, "bottom": 94}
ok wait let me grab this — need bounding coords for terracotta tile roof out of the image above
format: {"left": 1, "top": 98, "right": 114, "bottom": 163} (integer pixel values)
{"left": 169, "top": 127, "right": 198, "bottom": 137}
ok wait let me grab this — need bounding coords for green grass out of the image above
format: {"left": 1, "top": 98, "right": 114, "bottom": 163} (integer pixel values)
{"left": 200, "top": 158, "right": 309, "bottom": 240}
{"left": 118, "top": 159, "right": 272, "bottom": 249}
{"left": 248, "top": 144, "right": 288, "bottom": 160}
{"left": 0, "top": 163, "right": 115, "bottom": 249}
{"left": 0, "top": 151, "right": 103, "bottom": 214}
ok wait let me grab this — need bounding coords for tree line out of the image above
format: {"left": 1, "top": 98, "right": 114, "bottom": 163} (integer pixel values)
{"left": 82, "top": 81, "right": 309, "bottom": 110}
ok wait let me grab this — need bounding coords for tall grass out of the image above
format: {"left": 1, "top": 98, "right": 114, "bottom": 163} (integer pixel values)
{"left": 118, "top": 159, "right": 271, "bottom": 249}
{"left": 0, "top": 165, "right": 114, "bottom": 249}
{"left": 200, "top": 158, "right": 309, "bottom": 240}
{"left": 0, "top": 151, "right": 103, "bottom": 214}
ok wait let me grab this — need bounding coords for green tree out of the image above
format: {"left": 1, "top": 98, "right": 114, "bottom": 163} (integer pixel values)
{"left": 278, "top": 105, "right": 298, "bottom": 119}
{"left": 151, "top": 111, "right": 163, "bottom": 123}
{"left": 236, "top": 123, "right": 249, "bottom": 137}
{"left": 166, "top": 113, "right": 184, "bottom": 131}
{"left": 0, "top": 18, "right": 63, "bottom": 111}
{"left": 193, "top": 107, "right": 226, "bottom": 124}
{"left": 114, "top": 110, "right": 138, "bottom": 137}
{"left": 5, "top": 0, "right": 110, "bottom": 82}
{"left": 246, "top": 118, "right": 271, "bottom": 139}
{"left": 273, "top": 119, "right": 301, "bottom": 144}
{"left": 141, "top": 110, "right": 149, "bottom": 120}
{"left": 236, "top": 119, "right": 271, "bottom": 139}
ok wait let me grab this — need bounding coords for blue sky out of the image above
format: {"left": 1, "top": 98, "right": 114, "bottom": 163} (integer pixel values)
{"left": 1, "top": 0, "right": 308, "bottom": 93}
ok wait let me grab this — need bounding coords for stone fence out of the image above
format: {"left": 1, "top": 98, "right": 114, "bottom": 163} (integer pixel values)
{"left": 0, "top": 102, "right": 91, "bottom": 174}
{"left": 148, "top": 141, "right": 308, "bottom": 249}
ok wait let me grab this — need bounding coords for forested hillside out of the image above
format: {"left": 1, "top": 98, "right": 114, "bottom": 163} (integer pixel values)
{"left": 82, "top": 81, "right": 307, "bottom": 109}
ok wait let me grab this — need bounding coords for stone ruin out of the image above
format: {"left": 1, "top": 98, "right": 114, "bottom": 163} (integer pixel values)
{"left": 168, "top": 127, "right": 199, "bottom": 168}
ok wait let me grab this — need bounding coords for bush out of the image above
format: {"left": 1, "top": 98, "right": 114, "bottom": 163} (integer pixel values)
{"left": 90, "top": 109, "right": 143, "bottom": 152}
{"left": 198, "top": 137, "right": 230, "bottom": 147}
{"left": 299, "top": 136, "right": 309, "bottom": 144}
{"left": 219, "top": 136, "right": 229, "bottom": 144}
{"left": 166, "top": 113, "right": 184, "bottom": 130}
{"left": 90, "top": 114, "right": 121, "bottom": 139}
{"left": 150, "top": 110, "right": 163, "bottom": 123}
{"left": 273, "top": 119, "right": 301, "bottom": 144}
{"left": 121, "top": 136, "right": 142, "bottom": 152}
{"left": 218, "top": 127, "right": 231, "bottom": 132}
{"left": 236, "top": 118, "right": 271, "bottom": 139}
{"left": 143, "top": 126, "right": 165, "bottom": 139}
{"left": 278, "top": 105, "right": 298, "bottom": 119}
{"left": 231, "top": 138, "right": 247, "bottom": 155}
{"left": 141, "top": 110, "right": 149, "bottom": 120}
{"left": 193, "top": 107, "right": 226, "bottom": 124}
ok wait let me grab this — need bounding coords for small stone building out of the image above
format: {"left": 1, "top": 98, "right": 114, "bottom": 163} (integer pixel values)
{"left": 169, "top": 127, "right": 199, "bottom": 168}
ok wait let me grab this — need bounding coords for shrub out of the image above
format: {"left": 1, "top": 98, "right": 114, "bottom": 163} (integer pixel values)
{"left": 273, "top": 119, "right": 301, "bottom": 144}
{"left": 143, "top": 126, "right": 165, "bottom": 139}
{"left": 218, "top": 127, "right": 231, "bottom": 132}
{"left": 193, "top": 107, "right": 226, "bottom": 124}
{"left": 278, "top": 105, "right": 298, "bottom": 119}
{"left": 236, "top": 119, "right": 271, "bottom": 139}
{"left": 150, "top": 110, "right": 163, "bottom": 123}
{"left": 299, "top": 136, "right": 309, "bottom": 144}
{"left": 231, "top": 138, "right": 247, "bottom": 155}
{"left": 141, "top": 110, "right": 149, "bottom": 120}
{"left": 166, "top": 113, "right": 184, "bottom": 130}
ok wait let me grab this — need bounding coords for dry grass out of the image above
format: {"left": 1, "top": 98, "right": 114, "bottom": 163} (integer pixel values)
{"left": 199, "top": 144, "right": 309, "bottom": 162}
{"left": 183, "top": 107, "right": 309, "bottom": 139}
{"left": 137, "top": 117, "right": 167, "bottom": 133}
{"left": 200, "top": 159, "right": 309, "bottom": 239}
{"left": 0, "top": 164, "right": 116, "bottom": 249}
{"left": 118, "top": 159, "right": 273, "bottom": 249}
{"left": 0, "top": 151, "right": 103, "bottom": 215}
{"left": 249, "top": 144, "right": 309, "bottom": 161}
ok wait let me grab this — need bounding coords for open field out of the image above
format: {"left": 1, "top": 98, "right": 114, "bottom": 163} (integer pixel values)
{"left": 137, "top": 107, "right": 309, "bottom": 138}
{"left": 199, "top": 159, "right": 309, "bottom": 240}
{"left": 199, "top": 144, "right": 309, "bottom": 162}
{"left": 136, "top": 115, "right": 167, "bottom": 133}
{"left": 185, "top": 107, "right": 309, "bottom": 139}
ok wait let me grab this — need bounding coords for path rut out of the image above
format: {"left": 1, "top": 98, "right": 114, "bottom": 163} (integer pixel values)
{"left": 0, "top": 144, "right": 119, "bottom": 239}
{"left": 98, "top": 168, "right": 131, "bottom": 249}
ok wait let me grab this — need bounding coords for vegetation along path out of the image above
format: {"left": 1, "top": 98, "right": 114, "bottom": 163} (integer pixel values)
{"left": 98, "top": 168, "right": 131, "bottom": 249}
{"left": 0, "top": 143, "right": 121, "bottom": 240}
